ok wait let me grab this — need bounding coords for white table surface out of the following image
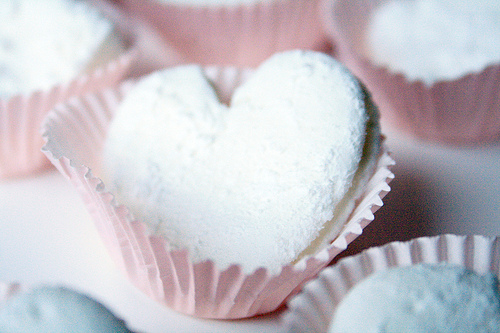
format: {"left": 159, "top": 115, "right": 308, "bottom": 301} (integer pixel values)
{"left": 1, "top": 124, "right": 499, "bottom": 332}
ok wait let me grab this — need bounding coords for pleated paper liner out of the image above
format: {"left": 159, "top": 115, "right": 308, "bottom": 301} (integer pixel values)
{"left": 119, "top": 0, "right": 330, "bottom": 67}
{"left": 94, "top": 0, "right": 187, "bottom": 77}
{"left": 0, "top": 0, "right": 138, "bottom": 179}
{"left": 281, "top": 234, "right": 500, "bottom": 333}
{"left": 321, "top": 0, "right": 500, "bottom": 144}
{"left": 41, "top": 67, "right": 394, "bottom": 319}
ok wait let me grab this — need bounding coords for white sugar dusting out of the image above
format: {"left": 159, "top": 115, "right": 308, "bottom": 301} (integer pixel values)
{"left": 103, "top": 50, "right": 372, "bottom": 273}
{"left": 0, "top": 0, "right": 115, "bottom": 98}
{"left": 366, "top": 0, "right": 500, "bottom": 85}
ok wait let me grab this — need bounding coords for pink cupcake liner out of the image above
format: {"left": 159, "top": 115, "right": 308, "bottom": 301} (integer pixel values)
{"left": 321, "top": 0, "right": 500, "bottom": 144}
{"left": 0, "top": 53, "right": 135, "bottom": 179}
{"left": 0, "top": 1, "right": 137, "bottom": 179}
{"left": 119, "top": 0, "right": 330, "bottom": 67}
{"left": 95, "top": 0, "right": 187, "bottom": 76}
{"left": 41, "top": 67, "right": 394, "bottom": 319}
{"left": 282, "top": 234, "right": 500, "bottom": 333}
{"left": 0, "top": 7, "right": 135, "bottom": 179}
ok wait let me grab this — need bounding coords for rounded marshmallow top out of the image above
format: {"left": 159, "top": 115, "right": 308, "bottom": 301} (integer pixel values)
{"left": 103, "top": 50, "right": 373, "bottom": 274}
{"left": 0, "top": 0, "right": 118, "bottom": 98}
{"left": 329, "top": 263, "right": 500, "bottom": 332}
{"left": 0, "top": 286, "right": 132, "bottom": 333}
{"left": 366, "top": 0, "right": 500, "bottom": 85}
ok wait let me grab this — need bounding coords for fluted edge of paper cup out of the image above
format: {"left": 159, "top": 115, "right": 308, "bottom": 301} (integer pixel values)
{"left": 41, "top": 67, "right": 394, "bottom": 319}
{"left": 281, "top": 234, "right": 500, "bottom": 333}
{"left": 120, "top": 0, "right": 329, "bottom": 67}
{"left": 0, "top": 50, "right": 135, "bottom": 179}
{"left": 321, "top": 0, "right": 500, "bottom": 144}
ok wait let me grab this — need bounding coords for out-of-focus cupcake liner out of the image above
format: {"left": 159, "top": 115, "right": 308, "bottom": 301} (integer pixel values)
{"left": 95, "top": 0, "right": 187, "bottom": 76}
{"left": 322, "top": 0, "right": 500, "bottom": 144}
{"left": 119, "top": 0, "right": 329, "bottom": 67}
{"left": 0, "top": 52, "right": 135, "bottom": 179}
{"left": 0, "top": 1, "right": 138, "bottom": 179}
{"left": 281, "top": 234, "right": 500, "bottom": 333}
{"left": 41, "top": 67, "right": 394, "bottom": 319}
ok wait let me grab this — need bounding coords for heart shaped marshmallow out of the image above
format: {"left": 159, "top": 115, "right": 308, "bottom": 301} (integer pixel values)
{"left": 102, "top": 50, "right": 379, "bottom": 274}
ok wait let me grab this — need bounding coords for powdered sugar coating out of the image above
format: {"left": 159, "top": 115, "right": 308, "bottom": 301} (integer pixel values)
{"left": 0, "top": 286, "right": 132, "bottom": 333}
{"left": 366, "top": 0, "right": 500, "bottom": 85}
{"left": 329, "top": 263, "right": 500, "bottom": 332}
{"left": 0, "top": 0, "right": 118, "bottom": 98}
{"left": 103, "top": 50, "right": 372, "bottom": 274}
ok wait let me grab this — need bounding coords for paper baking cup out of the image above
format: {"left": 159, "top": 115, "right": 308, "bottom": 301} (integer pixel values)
{"left": 119, "top": 0, "right": 329, "bottom": 67}
{"left": 321, "top": 0, "right": 500, "bottom": 144}
{"left": 41, "top": 67, "right": 394, "bottom": 319}
{"left": 0, "top": 1, "right": 137, "bottom": 179}
{"left": 0, "top": 52, "right": 135, "bottom": 179}
{"left": 281, "top": 234, "right": 500, "bottom": 333}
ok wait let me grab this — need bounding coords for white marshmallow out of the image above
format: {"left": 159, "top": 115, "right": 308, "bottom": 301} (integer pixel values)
{"left": 366, "top": 0, "right": 500, "bottom": 85}
{"left": 0, "top": 0, "right": 121, "bottom": 98}
{"left": 103, "top": 50, "right": 377, "bottom": 273}
{"left": 329, "top": 263, "right": 500, "bottom": 332}
{"left": 0, "top": 286, "right": 131, "bottom": 333}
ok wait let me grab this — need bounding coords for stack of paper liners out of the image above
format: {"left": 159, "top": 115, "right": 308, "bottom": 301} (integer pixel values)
{"left": 41, "top": 67, "right": 394, "bottom": 319}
